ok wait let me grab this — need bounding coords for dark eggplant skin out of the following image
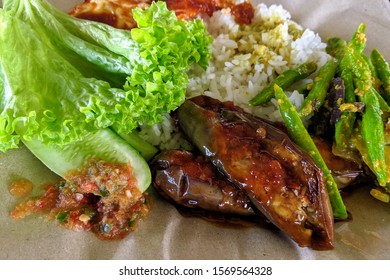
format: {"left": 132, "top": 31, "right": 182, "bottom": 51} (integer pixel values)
{"left": 151, "top": 149, "right": 258, "bottom": 217}
{"left": 177, "top": 95, "right": 334, "bottom": 250}
{"left": 328, "top": 77, "right": 345, "bottom": 125}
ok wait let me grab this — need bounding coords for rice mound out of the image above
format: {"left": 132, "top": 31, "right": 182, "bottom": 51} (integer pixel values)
{"left": 139, "top": 2, "right": 330, "bottom": 150}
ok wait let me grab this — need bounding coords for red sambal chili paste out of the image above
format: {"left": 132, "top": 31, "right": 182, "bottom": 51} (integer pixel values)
{"left": 11, "top": 159, "right": 150, "bottom": 240}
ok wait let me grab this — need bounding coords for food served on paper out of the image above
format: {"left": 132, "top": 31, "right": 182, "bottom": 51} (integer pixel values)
{"left": 0, "top": 0, "right": 212, "bottom": 239}
{"left": 1, "top": 0, "right": 390, "bottom": 250}
{"left": 11, "top": 158, "right": 151, "bottom": 240}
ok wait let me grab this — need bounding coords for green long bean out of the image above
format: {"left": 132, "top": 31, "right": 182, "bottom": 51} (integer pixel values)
{"left": 361, "top": 89, "right": 387, "bottom": 187}
{"left": 371, "top": 48, "right": 390, "bottom": 103}
{"left": 372, "top": 87, "right": 390, "bottom": 112}
{"left": 326, "top": 37, "right": 347, "bottom": 60}
{"left": 363, "top": 54, "right": 382, "bottom": 92}
{"left": 298, "top": 58, "right": 339, "bottom": 118}
{"left": 249, "top": 62, "right": 317, "bottom": 106}
{"left": 341, "top": 46, "right": 387, "bottom": 186}
{"left": 348, "top": 22, "right": 366, "bottom": 54}
{"left": 274, "top": 84, "right": 348, "bottom": 219}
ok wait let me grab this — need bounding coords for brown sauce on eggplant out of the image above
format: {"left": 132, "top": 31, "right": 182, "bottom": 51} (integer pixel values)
{"left": 177, "top": 96, "right": 335, "bottom": 250}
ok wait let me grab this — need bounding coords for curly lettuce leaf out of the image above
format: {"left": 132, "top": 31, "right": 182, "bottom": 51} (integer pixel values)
{"left": 0, "top": 0, "right": 212, "bottom": 152}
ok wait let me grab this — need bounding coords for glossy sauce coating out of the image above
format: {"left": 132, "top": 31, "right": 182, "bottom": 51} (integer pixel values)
{"left": 151, "top": 149, "right": 257, "bottom": 217}
{"left": 177, "top": 96, "right": 334, "bottom": 250}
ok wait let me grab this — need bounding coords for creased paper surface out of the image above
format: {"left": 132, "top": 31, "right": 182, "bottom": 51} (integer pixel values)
{"left": 0, "top": 0, "right": 389, "bottom": 260}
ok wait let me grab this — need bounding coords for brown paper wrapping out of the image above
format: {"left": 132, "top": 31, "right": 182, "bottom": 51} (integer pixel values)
{"left": 1, "top": 0, "right": 389, "bottom": 259}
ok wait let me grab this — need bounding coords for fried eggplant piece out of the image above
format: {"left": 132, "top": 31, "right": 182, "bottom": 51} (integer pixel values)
{"left": 151, "top": 149, "right": 260, "bottom": 219}
{"left": 177, "top": 96, "right": 334, "bottom": 250}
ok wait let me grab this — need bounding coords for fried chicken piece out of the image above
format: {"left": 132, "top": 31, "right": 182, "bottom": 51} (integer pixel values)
{"left": 69, "top": 0, "right": 151, "bottom": 29}
{"left": 69, "top": 0, "right": 254, "bottom": 29}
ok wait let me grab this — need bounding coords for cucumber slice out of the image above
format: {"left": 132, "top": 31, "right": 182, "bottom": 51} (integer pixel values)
{"left": 112, "top": 125, "right": 159, "bottom": 162}
{"left": 22, "top": 128, "right": 151, "bottom": 192}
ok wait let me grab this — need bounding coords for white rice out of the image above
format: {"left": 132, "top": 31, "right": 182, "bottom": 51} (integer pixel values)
{"left": 138, "top": 2, "right": 330, "bottom": 150}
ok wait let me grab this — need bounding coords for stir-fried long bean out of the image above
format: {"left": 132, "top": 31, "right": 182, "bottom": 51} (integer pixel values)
{"left": 298, "top": 58, "right": 339, "bottom": 118}
{"left": 361, "top": 88, "right": 387, "bottom": 187}
{"left": 371, "top": 48, "right": 390, "bottom": 103}
{"left": 249, "top": 62, "right": 317, "bottom": 106}
{"left": 326, "top": 37, "right": 346, "bottom": 60}
{"left": 274, "top": 84, "right": 348, "bottom": 219}
{"left": 341, "top": 44, "right": 387, "bottom": 187}
{"left": 372, "top": 87, "right": 390, "bottom": 112}
{"left": 363, "top": 54, "right": 382, "bottom": 92}
{"left": 348, "top": 23, "right": 366, "bottom": 54}
{"left": 361, "top": 54, "right": 390, "bottom": 111}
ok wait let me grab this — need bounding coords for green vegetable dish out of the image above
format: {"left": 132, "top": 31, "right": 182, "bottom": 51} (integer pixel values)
{"left": 261, "top": 22, "right": 390, "bottom": 205}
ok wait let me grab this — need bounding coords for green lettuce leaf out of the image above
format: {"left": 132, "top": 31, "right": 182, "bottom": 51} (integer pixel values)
{"left": 0, "top": 0, "right": 212, "bottom": 152}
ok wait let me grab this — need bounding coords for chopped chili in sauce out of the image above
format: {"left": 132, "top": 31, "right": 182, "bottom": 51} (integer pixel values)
{"left": 11, "top": 159, "right": 150, "bottom": 240}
